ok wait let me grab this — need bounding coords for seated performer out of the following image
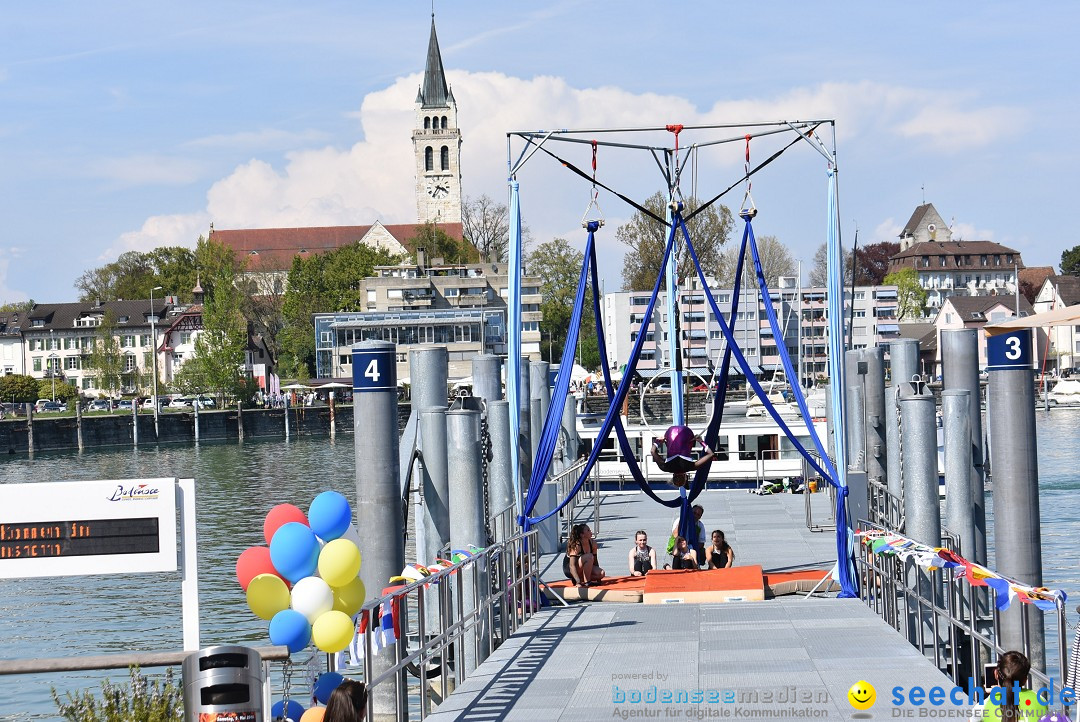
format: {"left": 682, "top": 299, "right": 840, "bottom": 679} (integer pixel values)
{"left": 651, "top": 425, "right": 715, "bottom": 488}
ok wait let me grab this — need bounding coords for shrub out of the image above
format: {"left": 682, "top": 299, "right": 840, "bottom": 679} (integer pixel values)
{"left": 52, "top": 666, "right": 183, "bottom": 722}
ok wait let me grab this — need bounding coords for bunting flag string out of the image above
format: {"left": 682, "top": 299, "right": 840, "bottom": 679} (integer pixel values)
{"left": 857, "top": 528, "right": 1066, "bottom": 612}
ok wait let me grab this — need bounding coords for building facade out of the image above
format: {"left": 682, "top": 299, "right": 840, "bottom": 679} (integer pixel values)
{"left": 601, "top": 280, "right": 899, "bottom": 388}
{"left": 1033, "top": 274, "right": 1080, "bottom": 373}
{"left": 314, "top": 258, "right": 541, "bottom": 380}
{"left": 932, "top": 295, "right": 1036, "bottom": 375}
{"left": 413, "top": 17, "right": 463, "bottom": 225}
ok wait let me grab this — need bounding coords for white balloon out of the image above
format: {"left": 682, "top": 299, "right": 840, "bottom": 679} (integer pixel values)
{"left": 290, "top": 576, "right": 334, "bottom": 624}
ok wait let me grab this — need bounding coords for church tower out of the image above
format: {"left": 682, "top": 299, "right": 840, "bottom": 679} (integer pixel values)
{"left": 413, "top": 16, "right": 463, "bottom": 225}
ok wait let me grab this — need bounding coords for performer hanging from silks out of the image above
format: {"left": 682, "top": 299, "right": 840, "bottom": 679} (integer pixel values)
{"left": 651, "top": 425, "right": 715, "bottom": 488}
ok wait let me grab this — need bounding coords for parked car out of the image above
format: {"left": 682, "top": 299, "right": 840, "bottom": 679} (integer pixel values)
{"left": 34, "top": 399, "right": 50, "bottom": 412}
{"left": 38, "top": 401, "right": 65, "bottom": 413}
{"left": 86, "top": 399, "right": 112, "bottom": 412}
{"left": 169, "top": 397, "right": 193, "bottom": 409}
{"left": 194, "top": 397, "right": 215, "bottom": 409}
{"left": 141, "top": 397, "right": 168, "bottom": 410}
{"left": 115, "top": 399, "right": 134, "bottom": 411}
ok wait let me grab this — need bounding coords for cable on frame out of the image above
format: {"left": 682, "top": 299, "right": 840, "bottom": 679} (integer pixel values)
{"left": 580, "top": 139, "right": 605, "bottom": 229}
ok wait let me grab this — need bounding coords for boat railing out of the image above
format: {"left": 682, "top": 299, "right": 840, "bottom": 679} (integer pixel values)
{"left": 347, "top": 529, "right": 542, "bottom": 720}
{"left": 855, "top": 519, "right": 1070, "bottom": 710}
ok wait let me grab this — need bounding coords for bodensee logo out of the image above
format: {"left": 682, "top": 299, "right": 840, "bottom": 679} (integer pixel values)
{"left": 107, "top": 484, "right": 160, "bottom": 501}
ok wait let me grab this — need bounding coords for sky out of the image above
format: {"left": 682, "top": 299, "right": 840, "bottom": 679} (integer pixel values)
{"left": 1, "top": 2, "right": 1077, "bottom": 304}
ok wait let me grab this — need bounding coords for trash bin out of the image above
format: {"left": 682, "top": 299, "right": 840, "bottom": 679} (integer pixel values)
{"left": 182, "top": 645, "right": 265, "bottom": 722}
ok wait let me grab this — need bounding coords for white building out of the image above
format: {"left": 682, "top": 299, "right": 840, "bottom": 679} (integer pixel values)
{"left": 1033, "top": 274, "right": 1080, "bottom": 373}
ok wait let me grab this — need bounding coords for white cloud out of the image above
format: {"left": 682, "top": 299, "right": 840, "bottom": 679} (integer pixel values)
{"left": 111, "top": 73, "right": 1025, "bottom": 264}
{"left": 105, "top": 211, "right": 210, "bottom": 258}
{"left": 184, "top": 128, "right": 331, "bottom": 151}
{"left": 873, "top": 218, "right": 902, "bottom": 244}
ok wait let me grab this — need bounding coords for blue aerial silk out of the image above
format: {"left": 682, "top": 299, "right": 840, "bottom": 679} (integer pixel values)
{"left": 507, "top": 180, "right": 523, "bottom": 521}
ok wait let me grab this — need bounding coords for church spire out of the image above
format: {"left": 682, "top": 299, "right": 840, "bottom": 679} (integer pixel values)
{"left": 418, "top": 16, "right": 453, "bottom": 108}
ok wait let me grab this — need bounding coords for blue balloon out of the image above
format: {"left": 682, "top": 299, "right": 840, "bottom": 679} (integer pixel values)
{"left": 308, "top": 491, "right": 352, "bottom": 541}
{"left": 314, "top": 671, "right": 345, "bottom": 705}
{"left": 271, "top": 698, "right": 305, "bottom": 721}
{"left": 269, "top": 522, "right": 319, "bottom": 582}
{"left": 269, "top": 609, "right": 311, "bottom": 654}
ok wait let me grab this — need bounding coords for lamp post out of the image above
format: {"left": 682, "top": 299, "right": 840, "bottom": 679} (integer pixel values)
{"left": 150, "top": 286, "right": 162, "bottom": 437}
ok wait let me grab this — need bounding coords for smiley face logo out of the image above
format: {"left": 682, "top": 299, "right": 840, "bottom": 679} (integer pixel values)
{"left": 848, "top": 680, "right": 876, "bottom": 710}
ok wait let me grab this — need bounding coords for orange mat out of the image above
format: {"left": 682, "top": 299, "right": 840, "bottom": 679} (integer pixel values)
{"left": 546, "top": 575, "right": 646, "bottom": 602}
{"left": 642, "top": 566, "right": 764, "bottom": 604}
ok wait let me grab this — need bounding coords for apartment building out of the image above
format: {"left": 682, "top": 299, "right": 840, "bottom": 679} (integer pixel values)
{"left": 314, "top": 257, "right": 542, "bottom": 380}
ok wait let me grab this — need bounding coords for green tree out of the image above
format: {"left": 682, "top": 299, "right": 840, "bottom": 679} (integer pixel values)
{"left": 279, "top": 244, "right": 402, "bottom": 377}
{"left": 53, "top": 666, "right": 183, "bottom": 722}
{"left": 1061, "top": 245, "right": 1080, "bottom": 277}
{"left": 578, "top": 331, "right": 601, "bottom": 370}
{"left": 618, "top": 192, "right": 734, "bottom": 291}
{"left": 0, "top": 374, "right": 41, "bottom": 403}
{"left": 0, "top": 299, "right": 34, "bottom": 313}
{"left": 408, "top": 224, "right": 477, "bottom": 265}
{"left": 884, "top": 267, "right": 928, "bottom": 319}
{"left": 88, "top": 311, "right": 125, "bottom": 396}
{"left": 527, "top": 238, "right": 592, "bottom": 364}
{"left": 188, "top": 238, "right": 248, "bottom": 402}
{"left": 37, "top": 379, "right": 78, "bottom": 404}
{"left": 75, "top": 248, "right": 199, "bottom": 305}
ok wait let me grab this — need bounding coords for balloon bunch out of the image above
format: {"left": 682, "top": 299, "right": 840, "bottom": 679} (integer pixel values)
{"left": 236, "top": 491, "right": 365, "bottom": 656}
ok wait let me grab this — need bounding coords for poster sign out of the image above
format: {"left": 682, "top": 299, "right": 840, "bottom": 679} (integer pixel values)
{"left": 0, "top": 478, "right": 178, "bottom": 579}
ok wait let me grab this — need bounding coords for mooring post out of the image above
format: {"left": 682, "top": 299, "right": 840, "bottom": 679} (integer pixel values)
{"left": 899, "top": 381, "right": 941, "bottom": 547}
{"left": 487, "top": 400, "right": 514, "bottom": 543}
{"left": 352, "top": 340, "right": 405, "bottom": 721}
{"left": 471, "top": 354, "right": 503, "bottom": 408}
{"left": 26, "top": 405, "right": 33, "bottom": 456}
{"left": 886, "top": 338, "right": 920, "bottom": 501}
{"left": 530, "top": 361, "right": 550, "bottom": 429}
{"left": 193, "top": 397, "right": 200, "bottom": 444}
{"left": 411, "top": 345, "right": 450, "bottom": 587}
{"left": 283, "top": 395, "right": 289, "bottom": 441}
{"left": 862, "top": 347, "right": 887, "bottom": 487}
{"left": 986, "top": 329, "right": 1045, "bottom": 669}
{"left": 328, "top": 392, "right": 335, "bottom": 438}
{"left": 845, "top": 350, "right": 866, "bottom": 473}
{"left": 941, "top": 328, "right": 987, "bottom": 566}
{"left": 132, "top": 398, "right": 138, "bottom": 448}
{"left": 559, "top": 392, "right": 580, "bottom": 477}
{"left": 942, "top": 390, "right": 975, "bottom": 557}
{"left": 75, "top": 400, "right": 84, "bottom": 452}
{"left": 236, "top": 401, "right": 244, "bottom": 443}
{"left": 446, "top": 408, "right": 489, "bottom": 674}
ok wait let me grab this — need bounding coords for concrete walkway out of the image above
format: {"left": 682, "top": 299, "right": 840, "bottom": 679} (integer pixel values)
{"left": 427, "top": 490, "right": 957, "bottom": 720}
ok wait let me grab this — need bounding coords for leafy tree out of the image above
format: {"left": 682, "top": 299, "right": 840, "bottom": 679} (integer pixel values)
{"left": 853, "top": 241, "right": 900, "bottom": 286}
{"left": 1061, "top": 245, "right": 1080, "bottom": 277}
{"left": 527, "top": 238, "right": 594, "bottom": 364}
{"left": 720, "top": 234, "right": 796, "bottom": 287}
{"left": 462, "top": 194, "right": 510, "bottom": 263}
{"left": 75, "top": 247, "right": 198, "bottom": 304}
{"left": 279, "top": 244, "right": 402, "bottom": 377}
{"left": 37, "top": 379, "right": 78, "bottom": 404}
{"left": 0, "top": 300, "right": 34, "bottom": 313}
{"left": 883, "top": 268, "right": 927, "bottom": 319}
{"left": 0, "top": 374, "right": 41, "bottom": 403}
{"left": 578, "top": 331, "right": 601, "bottom": 371}
{"left": 87, "top": 311, "right": 125, "bottom": 396}
{"left": 236, "top": 266, "right": 285, "bottom": 366}
{"left": 188, "top": 238, "right": 247, "bottom": 402}
{"left": 408, "top": 224, "right": 477, "bottom": 265}
{"left": 618, "top": 192, "right": 734, "bottom": 291}
{"left": 809, "top": 243, "right": 854, "bottom": 287}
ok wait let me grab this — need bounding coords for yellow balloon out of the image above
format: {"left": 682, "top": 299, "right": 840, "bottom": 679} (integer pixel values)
{"left": 311, "top": 610, "right": 354, "bottom": 653}
{"left": 246, "top": 573, "right": 290, "bottom": 620}
{"left": 331, "top": 577, "right": 366, "bottom": 617}
{"left": 299, "top": 708, "right": 325, "bottom": 722}
{"left": 318, "top": 539, "right": 362, "bottom": 588}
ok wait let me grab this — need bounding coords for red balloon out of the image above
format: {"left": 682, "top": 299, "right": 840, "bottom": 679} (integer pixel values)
{"left": 236, "top": 546, "right": 283, "bottom": 590}
{"left": 264, "top": 504, "right": 309, "bottom": 545}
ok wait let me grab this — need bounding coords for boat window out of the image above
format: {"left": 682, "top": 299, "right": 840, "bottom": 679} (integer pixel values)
{"left": 739, "top": 433, "right": 778, "bottom": 461}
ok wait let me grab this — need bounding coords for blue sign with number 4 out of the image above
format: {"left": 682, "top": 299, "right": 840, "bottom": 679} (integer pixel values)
{"left": 986, "top": 329, "right": 1032, "bottom": 370}
{"left": 352, "top": 349, "right": 397, "bottom": 392}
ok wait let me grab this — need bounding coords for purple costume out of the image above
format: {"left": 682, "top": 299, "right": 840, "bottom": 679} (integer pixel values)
{"left": 659, "top": 425, "right": 697, "bottom": 474}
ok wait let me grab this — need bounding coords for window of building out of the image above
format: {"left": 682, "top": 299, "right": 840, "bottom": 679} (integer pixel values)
{"left": 939, "top": 256, "right": 946, "bottom": 267}
{"left": 444, "top": 288, "right": 459, "bottom": 297}
{"left": 32, "top": 319, "right": 44, "bottom": 327}
{"left": 521, "top": 287, "right": 539, "bottom": 295}
{"left": 921, "top": 256, "right": 930, "bottom": 268}
{"left": 854, "top": 291, "right": 865, "bottom": 300}
{"left": 630, "top": 296, "right": 650, "bottom": 306}
{"left": 522, "top": 321, "right": 539, "bottom": 332}
{"left": 853, "top": 310, "right": 866, "bottom": 318}
{"left": 424, "top": 117, "right": 431, "bottom": 130}
{"left": 1007, "top": 254, "right": 1014, "bottom": 264}
{"left": 32, "top": 358, "right": 41, "bottom": 372}
{"left": 387, "top": 289, "right": 403, "bottom": 299}
{"left": 124, "top": 355, "right": 137, "bottom": 372}
{"left": 440, "top": 146, "right": 449, "bottom": 171}
{"left": 118, "top": 316, "right": 129, "bottom": 323}
{"left": 82, "top": 378, "right": 92, "bottom": 389}
{"left": 441, "top": 116, "right": 447, "bottom": 129}
{"left": 65, "top": 357, "right": 79, "bottom": 370}
{"left": 319, "top": 331, "right": 332, "bottom": 343}
{"left": 122, "top": 335, "right": 135, "bottom": 348}
{"left": 980, "top": 255, "right": 987, "bottom": 266}
{"left": 994, "top": 255, "right": 1001, "bottom": 266}
{"left": 64, "top": 337, "right": 75, "bottom": 350}
{"left": 141, "top": 335, "right": 151, "bottom": 346}
{"left": 425, "top": 147, "right": 433, "bottom": 171}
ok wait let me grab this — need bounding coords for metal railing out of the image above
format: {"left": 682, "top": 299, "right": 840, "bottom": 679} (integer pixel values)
{"left": 802, "top": 451, "right": 836, "bottom": 532}
{"left": 866, "top": 476, "right": 905, "bottom": 532}
{"left": 553, "top": 457, "right": 597, "bottom": 543}
{"left": 349, "top": 529, "right": 541, "bottom": 721}
{"left": 855, "top": 520, "right": 1071, "bottom": 710}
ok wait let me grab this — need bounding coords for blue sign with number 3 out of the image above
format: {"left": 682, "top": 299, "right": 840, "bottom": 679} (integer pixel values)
{"left": 352, "top": 349, "right": 397, "bottom": 392}
{"left": 986, "top": 329, "right": 1032, "bottom": 370}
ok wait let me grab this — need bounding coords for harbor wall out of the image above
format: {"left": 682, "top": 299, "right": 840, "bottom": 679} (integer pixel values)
{"left": 0, "top": 405, "right": 414, "bottom": 455}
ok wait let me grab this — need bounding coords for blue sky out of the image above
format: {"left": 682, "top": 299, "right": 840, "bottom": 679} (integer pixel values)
{"left": 1, "top": 2, "right": 1076, "bottom": 303}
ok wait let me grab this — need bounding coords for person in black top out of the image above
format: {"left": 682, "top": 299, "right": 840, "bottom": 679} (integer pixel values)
{"left": 668, "top": 536, "right": 699, "bottom": 570}
{"left": 627, "top": 530, "right": 656, "bottom": 576}
{"left": 705, "top": 529, "right": 734, "bottom": 569}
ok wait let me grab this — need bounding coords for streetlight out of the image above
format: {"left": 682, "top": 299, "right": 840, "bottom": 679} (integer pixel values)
{"left": 150, "top": 286, "right": 163, "bottom": 437}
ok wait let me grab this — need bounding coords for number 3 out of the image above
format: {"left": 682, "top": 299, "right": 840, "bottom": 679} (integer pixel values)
{"left": 1004, "top": 336, "right": 1022, "bottom": 361}
{"left": 364, "top": 359, "right": 381, "bottom": 382}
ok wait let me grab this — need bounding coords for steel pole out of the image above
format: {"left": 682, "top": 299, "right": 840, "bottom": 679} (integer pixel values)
{"left": 942, "top": 390, "right": 975, "bottom": 559}
{"left": 988, "top": 348, "right": 1044, "bottom": 668}
{"left": 530, "top": 361, "right": 550, "bottom": 428}
{"left": 899, "top": 383, "right": 941, "bottom": 547}
{"left": 862, "top": 347, "right": 887, "bottom": 486}
{"left": 471, "top": 354, "right": 502, "bottom": 409}
{"left": 887, "top": 339, "right": 920, "bottom": 500}
{"left": 940, "top": 329, "right": 987, "bottom": 565}
{"left": 352, "top": 341, "right": 404, "bottom": 721}
{"left": 150, "top": 287, "right": 161, "bottom": 439}
{"left": 419, "top": 406, "right": 449, "bottom": 631}
{"left": 410, "top": 345, "right": 449, "bottom": 587}
{"left": 845, "top": 350, "right": 866, "bottom": 472}
{"left": 487, "top": 400, "right": 514, "bottom": 542}
{"left": 446, "top": 409, "right": 489, "bottom": 674}
{"left": 409, "top": 346, "right": 449, "bottom": 413}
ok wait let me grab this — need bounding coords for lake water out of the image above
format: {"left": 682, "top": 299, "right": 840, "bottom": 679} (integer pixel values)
{"left": 1, "top": 411, "right": 1079, "bottom": 719}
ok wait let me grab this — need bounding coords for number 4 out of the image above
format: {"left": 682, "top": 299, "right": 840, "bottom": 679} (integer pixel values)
{"left": 364, "top": 359, "right": 381, "bottom": 383}
{"left": 1005, "top": 335, "right": 1022, "bottom": 361}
